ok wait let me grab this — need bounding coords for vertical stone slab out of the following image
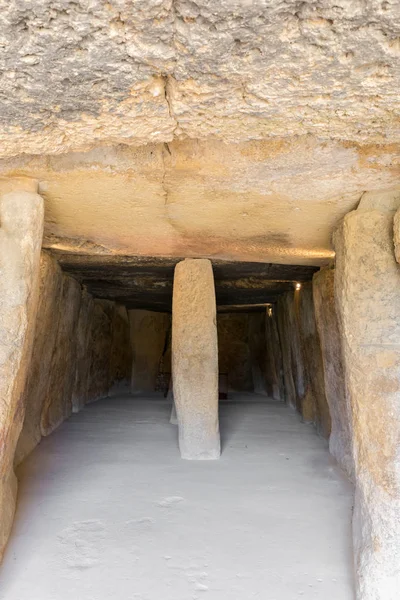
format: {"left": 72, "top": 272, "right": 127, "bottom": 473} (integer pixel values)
{"left": 15, "top": 253, "right": 63, "bottom": 463}
{"left": 0, "top": 191, "right": 43, "bottom": 561}
{"left": 40, "top": 275, "right": 81, "bottom": 436}
{"left": 71, "top": 287, "right": 95, "bottom": 413}
{"left": 313, "top": 267, "right": 354, "bottom": 479}
{"left": 129, "top": 309, "right": 170, "bottom": 393}
{"left": 334, "top": 192, "right": 400, "bottom": 599}
{"left": 248, "top": 313, "right": 268, "bottom": 395}
{"left": 265, "top": 307, "right": 284, "bottom": 401}
{"left": 172, "top": 259, "right": 220, "bottom": 460}
{"left": 297, "top": 282, "right": 331, "bottom": 438}
{"left": 109, "top": 304, "right": 132, "bottom": 390}
{"left": 87, "top": 300, "right": 114, "bottom": 403}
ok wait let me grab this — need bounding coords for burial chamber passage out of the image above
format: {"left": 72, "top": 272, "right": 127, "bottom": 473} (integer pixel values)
{"left": 3, "top": 186, "right": 400, "bottom": 600}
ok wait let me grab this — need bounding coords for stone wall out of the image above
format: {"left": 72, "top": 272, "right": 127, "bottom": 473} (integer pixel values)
{"left": 217, "top": 312, "right": 282, "bottom": 396}
{"left": 217, "top": 314, "right": 253, "bottom": 392}
{"left": 15, "top": 252, "right": 131, "bottom": 465}
{"left": 313, "top": 266, "right": 354, "bottom": 479}
{"left": 129, "top": 310, "right": 171, "bottom": 393}
{"left": 276, "top": 284, "right": 330, "bottom": 438}
{"left": 0, "top": 190, "right": 44, "bottom": 563}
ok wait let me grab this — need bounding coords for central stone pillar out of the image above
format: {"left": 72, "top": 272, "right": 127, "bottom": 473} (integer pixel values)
{"left": 334, "top": 191, "right": 400, "bottom": 600}
{"left": 172, "top": 258, "right": 220, "bottom": 460}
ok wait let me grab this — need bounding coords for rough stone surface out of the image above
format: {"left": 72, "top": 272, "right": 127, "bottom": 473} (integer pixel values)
{"left": 248, "top": 313, "right": 268, "bottom": 395}
{"left": 0, "top": 190, "right": 43, "bottom": 562}
{"left": 0, "top": 1, "right": 399, "bottom": 156}
{"left": 0, "top": 142, "right": 399, "bottom": 268}
{"left": 15, "top": 253, "right": 63, "bottom": 463}
{"left": 109, "top": 304, "right": 132, "bottom": 390}
{"left": 334, "top": 195, "right": 400, "bottom": 600}
{"left": 277, "top": 286, "right": 330, "bottom": 435}
{"left": 129, "top": 310, "right": 171, "bottom": 393}
{"left": 313, "top": 267, "right": 354, "bottom": 479}
{"left": 87, "top": 300, "right": 114, "bottom": 404}
{"left": 277, "top": 291, "right": 305, "bottom": 413}
{"left": 297, "top": 282, "right": 331, "bottom": 438}
{"left": 172, "top": 259, "right": 220, "bottom": 459}
{"left": 40, "top": 274, "right": 81, "bottom": 436}
{"left": 71, "top": 288, "right": 95, "bottom": 413}
{"left": 265, "top": 307, "right": 284, "bottom": 401}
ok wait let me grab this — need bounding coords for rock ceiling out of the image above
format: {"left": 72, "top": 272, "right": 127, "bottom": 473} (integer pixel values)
{"left": 0, "top": 0, "right": 399, "bottom": 267}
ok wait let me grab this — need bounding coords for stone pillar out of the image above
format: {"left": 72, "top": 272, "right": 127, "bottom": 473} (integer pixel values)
{"left": 0, "top": 189, "right": 44, "bottom": 561}
{"left": 313, "top": 267, "right": 354, "bottom": 479}
{"left": 172, "top": 259, "right": 220, "bottom": 460}
{"left": 333, "top": 191, "right": 400, "bottom": 599}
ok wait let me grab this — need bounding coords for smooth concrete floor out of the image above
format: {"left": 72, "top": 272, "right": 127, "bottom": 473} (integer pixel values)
{"left": 0, "top": 394, "right": 354, "bottom": 599}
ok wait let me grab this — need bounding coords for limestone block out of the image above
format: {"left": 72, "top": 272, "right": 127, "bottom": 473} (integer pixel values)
{"left": 129, "top": 309, "right": 170, "bottom": 393}
{"left": 71, "top": 288, "right": 95, "bottom": 413}
{"left": 15, "top": 253, "right": 63, "bottom": 464}
{"left": 87, "top": 300, "right": 114, "bottom": 403}
{"left": 334, "top": 202, "right": 400, "bottom": 600}
{"left": 172, "top": 259, "right": 220, "bottom": 460}
{"left": 0, "top": 191, "right": 43, "bottom": 561}
{"left": 313, "top": 267, "right": 354, "bottom": 479}
{"left": 40, "top": 275, "right": 81, "bottom": 436}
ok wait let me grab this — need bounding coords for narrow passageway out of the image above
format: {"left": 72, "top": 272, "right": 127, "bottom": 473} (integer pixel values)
{"left": 0, "top": 394, "right": 354, "bottom": 600}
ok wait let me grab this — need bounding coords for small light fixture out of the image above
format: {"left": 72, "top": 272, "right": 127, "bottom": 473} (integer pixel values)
{"left": 267, "top": 306, "right": 273, "bottom": 317}
{"left": 295, "top": 282, "right": 301, "bottom": 291}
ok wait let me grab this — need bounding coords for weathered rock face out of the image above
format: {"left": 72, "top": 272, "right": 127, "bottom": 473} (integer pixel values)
{"left": 172, "top": 259, "right": 220, "bottom": 460}
{"left": 297, "top": 283, "right": 331, "bottom": 438}
{"left": 71, "top": 288, "right": 95, "bottom": 413}
{"left": 0, "top": 0, "right": 398, "bottom": 156}
{"left": 1, "top": 141, "right": 398, "bottom": 267}
{"left": 87, "top": 300, "right": 114, "bottom": 403}
{"left": 248, "top": 313, "right": 268, "bottom": 395}
{"left": 277, "top": 291, "right": 303, "bottom": 412}
{"left": 265, "top": 308, "right": 284, "bottom": 401}
{"left": 276, "top": 285, "right": 330, "bottom": 436}
{"left": 334, "top": 195, "right": 400, "bottom": 600}
{"left": 313, "top": 267, "right": 354, "bottom": 479}
{"left": 17, "top": 256, "right": 132, "bottom": 468}
{"left": 40, "top": 274, "right": 82, "bottom": 436}
{"left": 15, "top": 253, "right": 64, "bottom": 463}
{"left": 129, "top": 310, "right": 171, "bottom": 393}
{"left": 0, "top": 190, "right": 43, "bottom": 562}
{"left": 109, "top": 304, "right": 132, "bottom": 390}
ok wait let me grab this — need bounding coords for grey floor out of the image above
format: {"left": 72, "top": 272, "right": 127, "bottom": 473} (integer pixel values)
{"left": 0, "top": 393, "right": 355, "bottom": 599}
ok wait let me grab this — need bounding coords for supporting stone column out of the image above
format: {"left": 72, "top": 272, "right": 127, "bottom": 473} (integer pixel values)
{"left": 0, "top": 189, "right": 44, "bottom": 561}
{"left": 333, "top": 191, "right": 400, "bottom": 600}
{"left": 172, "top": 259, "right": 220, "bottom": 460}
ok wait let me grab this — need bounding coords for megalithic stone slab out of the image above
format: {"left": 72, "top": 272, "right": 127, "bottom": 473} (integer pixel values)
{"left": 334, "top": 192, "right": 400, "bottom": 600}
{"left": 0, "top": 190, "right": 44, "bottom": 562}
{"left": 172, "top": 259, "right": 220, "bottom": 460}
